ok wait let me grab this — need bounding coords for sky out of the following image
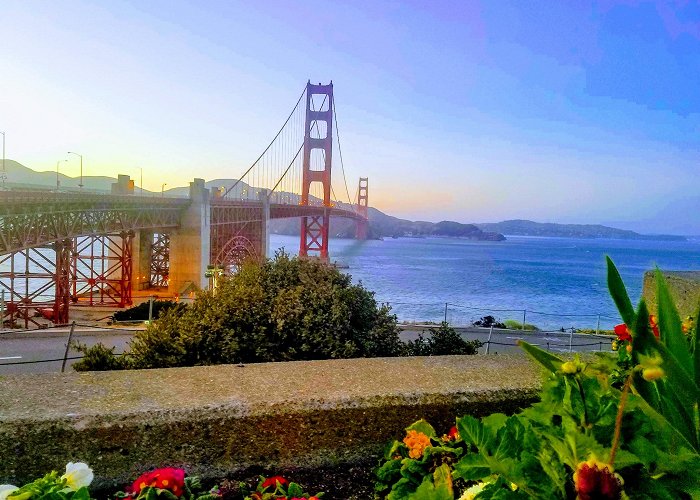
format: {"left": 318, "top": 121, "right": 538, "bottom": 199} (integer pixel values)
{"left": 2, "top": 0, "right": 699, "bottom": 233}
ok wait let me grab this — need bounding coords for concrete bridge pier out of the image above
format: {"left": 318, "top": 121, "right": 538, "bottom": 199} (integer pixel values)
{"left": 131, "top": 231, "right": 154, "bottom": 292}
{"left": 168, "top": 179, "right": 211, "bottom": 297}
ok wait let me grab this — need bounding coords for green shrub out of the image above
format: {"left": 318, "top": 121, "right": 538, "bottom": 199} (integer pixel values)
{"left": 71, "top": 341, "right": 127, "bottom": 371}
{"left": 80, "top": 251, "right": 406, "bottom": 370}
{"left": 472, "top": 315, "right": 506, "bottom": 329}
{"left": 112, "top": 299, "right": 185, "bottom": 322}
{"left": 406, "top": 322, "right": 482, "bottom": 356}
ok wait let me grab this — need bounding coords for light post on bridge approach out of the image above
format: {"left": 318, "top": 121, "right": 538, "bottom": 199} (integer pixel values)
{"left": 56, "top": 159, "right": 67, "bottom": 191}
{"left": 1, "top": 131, "right": 6, "bottom": 188}
{"left": 161, "top": 183, "right": 167, "bottom": 197}
{"left": 67, "top": 151, "right": 83, "bottom": 189}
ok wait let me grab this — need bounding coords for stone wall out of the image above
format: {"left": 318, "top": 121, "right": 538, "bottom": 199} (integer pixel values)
{"left": 642, "top": 271, "right": 700, "bottom": 318}
{"left": 0, "top": 356, "right": 541, "bottom": 488}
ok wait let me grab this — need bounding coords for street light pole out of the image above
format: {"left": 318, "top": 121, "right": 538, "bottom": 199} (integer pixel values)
{"left": 138, "top": 167, "right": 143, "bottom": 194}
{"left": 161, "top": 183, "right": 167, "bottom": 197}
{"left": 56, "top": 159, "right": 67, "bottom": 191}
{"left": 0, "top": 131, "right": 6, "bottom": 187}
{"left": 67, "top": 151, "right": 83, "bottom": 189}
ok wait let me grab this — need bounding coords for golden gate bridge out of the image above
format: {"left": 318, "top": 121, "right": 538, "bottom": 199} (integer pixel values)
{"left": 0, "top": 81, "right": 370, "bottom": 327}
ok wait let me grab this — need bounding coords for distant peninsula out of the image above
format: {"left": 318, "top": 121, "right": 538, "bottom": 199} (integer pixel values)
{"left": 475, "top": 219, "right": 687, "bottom": 241}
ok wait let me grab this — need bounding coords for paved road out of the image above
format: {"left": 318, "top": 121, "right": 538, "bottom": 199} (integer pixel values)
{"left": 0, "top": 324, "right": 613, "bottom": 375}
{"left": 0, "top": 327, "right": 134, "bottom": 374}
{"left": 400, "top": 325, "right": 615, "bottom": 355}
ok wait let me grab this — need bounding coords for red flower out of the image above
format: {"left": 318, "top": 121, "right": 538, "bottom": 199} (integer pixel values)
{"left": 648, "top": 315, "right": 660, "bottom": 338}
{"left": 574, "top": 460, "right": 623, "bottom": 500}
{"left": 128, "top": 468, "right": 186, "bottom": 497}
{"left": 614, "top": 315, "right": 660, "bottom": 342}
{"left": 447, "top": 426, "right": 459, "bottom": 441}
{"left": 614, "top": 324, "right": 631, "bottom": 342}
{"left": 260, "top": 476, "right": 288, "bottom": 490}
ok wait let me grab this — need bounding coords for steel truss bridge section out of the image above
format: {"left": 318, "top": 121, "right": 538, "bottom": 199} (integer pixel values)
{"left": 0, "top": 191, "right": 189, "bottom": 254}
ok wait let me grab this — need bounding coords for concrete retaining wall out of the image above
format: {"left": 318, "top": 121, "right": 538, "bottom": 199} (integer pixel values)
{"left": 642, "top": 271, "right": 700, "bottom": 319}
{"left": 0, "top": 356, "right": 541, "bottom": 488}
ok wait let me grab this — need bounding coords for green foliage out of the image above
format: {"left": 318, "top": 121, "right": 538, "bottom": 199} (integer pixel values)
{"left": 71, "top": 341, "right": 127, "bottom": 371}
{"left": 406, "top": 322, "right": 482, "bottom": 356}
{"left": 4, "top": 471, "right": 94, "bottom": 500}
{"left": 376, "top": 259, "right": 700, "bottom": 499}
{"left": 113, "top": 300, "right": 186, "bottom": 322}
{"left": 88, "top": 251, "right": 405, "bottom": 370}
{"left": 503, "top": 320, "right": 538, "bottom": 331}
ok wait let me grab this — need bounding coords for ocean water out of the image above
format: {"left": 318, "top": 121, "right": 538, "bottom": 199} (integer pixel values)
{"left": 270, "top": 234, "right": 700, "bottom": 331}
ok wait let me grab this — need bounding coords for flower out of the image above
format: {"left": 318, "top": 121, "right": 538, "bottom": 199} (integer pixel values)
{"left": 614, "top": 315, "right": 660, "bottom": 343}
{"left": 635, "top": 353, "right": 665, "bottom": 382}
{"left": 648, "top": 315, "right": 660, "bottom": 338}
{"left": 260, "top": 476, "right": 288, "bottom": 490}
{"left": 0, "top": 485, "right": 18, "bottom": 500}
{"left": 129, "top": 468, "right": 186, "bottom": 497}
{"left": 613, "top": 324, "right": 631, "bottom": 342}
{"left": 403, "top": 430, "right": 431, "bottom": 459}
{"left": 62, "top": 462, "right": 94, "bottom": 491}
{"left": 574, "top": 457, "right": 623, "bottom": 500}
{"left": 447, "top": 425, "right": 459, "bottom": 441}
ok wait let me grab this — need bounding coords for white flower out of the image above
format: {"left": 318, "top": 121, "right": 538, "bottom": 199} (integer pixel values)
{"left": 0, "top": 485, "right": 18, "bottom": 500}
{"left": 458, "top": 482, "right": 485, "bottom": 500}
{"left": 61, "top": 462, "right": 94, "bottom": 490}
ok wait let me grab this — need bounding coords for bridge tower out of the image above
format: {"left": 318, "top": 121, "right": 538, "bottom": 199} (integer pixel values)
{"left": 356, "top": 177, "right": 369, "bottom": 240}
{"left": 299, "top": 81, "right": 333, "bottom": 261}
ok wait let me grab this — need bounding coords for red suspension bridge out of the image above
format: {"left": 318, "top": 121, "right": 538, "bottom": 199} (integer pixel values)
{"left": 0, "top": 81, "right": 369, "bottom": 327}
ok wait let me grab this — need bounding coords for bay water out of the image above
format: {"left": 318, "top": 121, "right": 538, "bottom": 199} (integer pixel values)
{"left": 270, "top": 234, "right": 700, "bottom": 331}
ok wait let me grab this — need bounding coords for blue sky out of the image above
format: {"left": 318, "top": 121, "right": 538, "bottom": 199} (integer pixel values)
{"left": 2, "top": 0, "right": 699, "bottom": 233}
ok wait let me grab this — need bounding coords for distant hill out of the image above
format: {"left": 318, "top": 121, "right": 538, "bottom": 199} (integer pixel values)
{"left": 0, "top": 159, "right": 118, "bottom": 192}
{"left": 475, "top": 219, "right": 686, "bottom": 241}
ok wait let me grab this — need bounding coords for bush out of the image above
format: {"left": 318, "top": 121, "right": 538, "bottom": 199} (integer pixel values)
{"left": 112, "top": 299, "right": 185, "bottom": 322}
{"left": 405, "top": 322, "right": 483, "bottom": 356}
{"left": 472, "top": 315, "right": 506, "bottom": 329}
{"left": 504, "top": 319, "right": 539, "bottom": 330}
{"left": 80, "top": 252, "right": 406, "bottom": 370}
{"left": 71, "top": 341, "right": 126, "bottom": 371}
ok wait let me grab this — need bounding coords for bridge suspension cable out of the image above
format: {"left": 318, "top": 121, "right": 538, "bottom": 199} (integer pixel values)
{"left": 222, "top": 84, "right": 306, "bottom": 199}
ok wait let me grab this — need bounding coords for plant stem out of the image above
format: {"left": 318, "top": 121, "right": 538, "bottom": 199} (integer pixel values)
{"left": 576, "top": 377, "right": 590, "bottom": 429}
{"left": 609, "top": 374, "right": 633, "bottom": 466}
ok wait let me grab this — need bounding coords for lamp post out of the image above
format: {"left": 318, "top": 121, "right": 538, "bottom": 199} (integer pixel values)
{"left": 0, "top": 131, "right": 6, "bottom": 187}
{"left": 56, "top": 159, "right": 67, "bottom": 191}
{"left": 161, "top": 183, "right": 167, "bottom": 197}
{"left": 138, "top": 166, "right": 143, "bottom": 194}
{"left": 67, "top": 151, "right": 83, "bottom": 189}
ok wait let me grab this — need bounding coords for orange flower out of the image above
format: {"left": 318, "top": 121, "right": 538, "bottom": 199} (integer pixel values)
{"left": 403, "top": 430, "right": 431, "bottom": 459}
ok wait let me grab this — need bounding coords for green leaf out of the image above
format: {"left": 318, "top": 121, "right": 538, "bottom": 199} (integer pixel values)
{"left": 518, "top": 341, "right": 563, "bottom": 373}
{"left": 457, "top": 415, "right": 492, "bottom": 450}
{"left": 406, "top": 419, "right": 436, "bottom": 438}
{"left": 606, "top": 256, "right": 636, "bottom": 327}
{"left": 692, "top": 303, "right": 700, "bottom": 389}
{"left": 655, "top": 268, "right": 693, "bottom": 377}
{"left": 453, "top": 453, "right": 492, "bottom": 481}
{"left": 68, "top": 488, "right": 92, "bottom": 500}
{"left": 406, "top": 465, "right": 453, "bottom": 500}
{"left": 287, "top": 482, "right": 304, "bottom": 497}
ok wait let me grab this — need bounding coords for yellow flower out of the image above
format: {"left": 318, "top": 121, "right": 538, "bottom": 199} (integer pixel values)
{"left": 403, "top": 430, "right": 431, "bottom": 459}
{"left": 61, "top": 462, "right": 94, "bottom": 491}
{"left": 635, "top": 353, "right": 665, "bottom": 383}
